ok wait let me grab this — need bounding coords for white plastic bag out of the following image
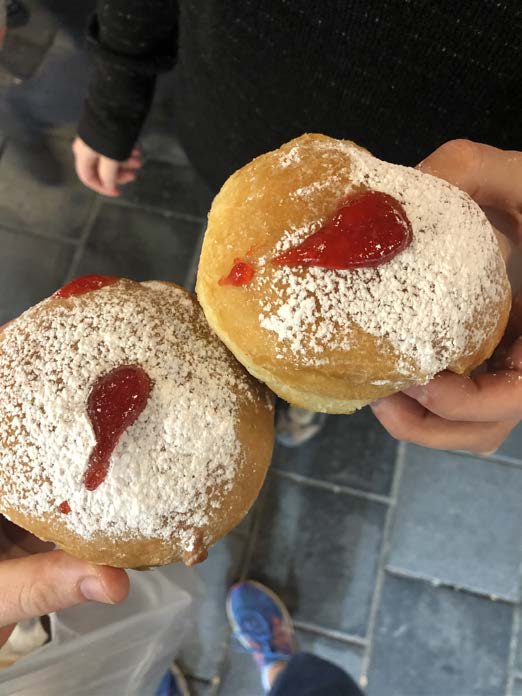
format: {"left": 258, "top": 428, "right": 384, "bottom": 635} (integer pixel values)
{"left": 0, "top": 565, "right": 197, "bottom": 696}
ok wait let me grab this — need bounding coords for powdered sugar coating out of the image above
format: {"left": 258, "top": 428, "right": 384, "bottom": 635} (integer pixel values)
{"left": 259, "top": 140, "right": 507, "bottom": 377}
{"left": 0, "top": 281, "right": 247, "bottom": 550}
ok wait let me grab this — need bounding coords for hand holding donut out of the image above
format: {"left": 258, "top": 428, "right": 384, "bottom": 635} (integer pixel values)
{"left": 0, "top": 516, "right": 129, "bottom": 649}
{"left": 371, "top": 140, "right": 522, "bottom": 453}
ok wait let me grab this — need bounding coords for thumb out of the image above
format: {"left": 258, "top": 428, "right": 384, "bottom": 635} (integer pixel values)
{"left": 417, "top": 139, "right": 522, "bottom": 211}
{"left": 98, "top": 157, "right": 121, "bottom": 196}
{"left": 0, "top": 550, "right": 129, "bottom": 629}
{"left": 418, "top": 139, "right": 522, "bottom": 256}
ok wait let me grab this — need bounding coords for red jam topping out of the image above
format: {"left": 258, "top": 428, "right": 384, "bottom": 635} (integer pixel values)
{"left": 273, "top": 191, "right": 412, "bottom": 270}
{"left": 84, "top": 365, "right": 152, "bottom": 491}
{"left": 219, "top": 259, "right": 255, "bottom": 286}
{"left": 58, "top": 500, "right": 71, "bottom": 514}
{"left": 54, "top": 275, "right": 119, "bottom": 299}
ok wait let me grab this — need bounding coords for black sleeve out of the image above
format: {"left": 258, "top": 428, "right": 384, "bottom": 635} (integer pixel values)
{"left": 77, "top": 0, "right": 178, "bottom": 161}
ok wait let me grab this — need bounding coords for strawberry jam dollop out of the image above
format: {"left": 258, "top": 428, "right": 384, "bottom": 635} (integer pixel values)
{"left": 219, "top": 259, "right": 255, "bottom": 286}
{"left": 273, "top": 190, "right": 412, "bottom": 270}
{"left": 54, "top": 275, "right": 119, "bottom": 299}
{"left": 58, "top": 500, "right": 71, "bottom": 514}
{"left": 84, "top": 365, "right": 152, "bottom": 491}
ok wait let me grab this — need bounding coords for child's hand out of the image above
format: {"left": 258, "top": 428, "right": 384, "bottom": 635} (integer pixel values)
{"left": 0, "top": 516, "right": 129, "bottom": 648}
{"left": 72, "top": 137, "right": 142, "bottom": 197}
{"left": 372, "top": 139, "right": 522, "bottom": 453}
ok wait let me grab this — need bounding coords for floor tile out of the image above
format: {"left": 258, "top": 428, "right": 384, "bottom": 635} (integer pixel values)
{"left": 247, "top": 475, "right": 387, "bottom": 637}
{"left": 367, "top": 573, "right": 512, "bottom": 696}
{"left": 0, "top": 226, "right": 73, "bottom": 323}
{"left": 388, "top": 446, "right": 522, "bottom": 600}
{"left": 218, "top": 648, "right": 263, "bottom": 696}
{"left": 0, "top": 136, "right": 95, "bottom": 239}
{"left": 74, "top": 203, "right": 203, "bottom": 287}
{"left": 186, "top": 677, "right": 215, "bottom": 696}
{"left": 272, "top": 408, "right": 397, "bottom": 496}
{"left": 498, "top": 422, "right": 522, "bottom": 462}
{"left": 231, "top": 503, "right": 258, "bottom": 540}
{"left": 516, "top": 616, "right": 522, "bottom": 671}
{"left": 178, "top": 535, "right": 246, "bottom": 682}
{"left": 295, "top": 629, "right": 364, "bottom": 681}
{"left": 120, "top": 159, "right": 213, "bottom": 219}
{"left": 513, "top": 677, "right": 522, "bottom": 695}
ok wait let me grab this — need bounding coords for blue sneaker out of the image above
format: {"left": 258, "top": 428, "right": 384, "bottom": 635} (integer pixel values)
{"left": 227, "top": 581, "right": 296, "bottom": 692}
{"left": 275, "top": 403, "right": 327, "bottom": 447}
{"left": 154, "top": 663, "right": 190, "bottom": 696}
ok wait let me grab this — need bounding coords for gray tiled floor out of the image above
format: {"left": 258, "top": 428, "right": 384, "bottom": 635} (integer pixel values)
{"left": 1, "top": 5, "right": 521, "bottom": 696}
{"left": 187, "top": 677, "right": 215, "bottom": 696}
{"left": 178, "top": 534, "right": 246, "bottom": 682}
{"left": 218, "top": 648, "right": 265, "bottom": 696}
{"left": 388, "top": 446, "right": 522, "bottom": 601}
{"left": 247, "top": 474, "right": 387, "bottom": 637}
{"left": 271, "top": 408, "right": 398, "bottom": 496}
{"left": 0, "top": 224, "right": 74, "bottom": 323}
{"left": 120, "top": 159, "right": 213, "bottom": 219}
{"left": 367, "top": 573, "right": 513, "bottom": 696}
{"left": 0, "top": 136, "right": 96, "bottom": 239}
{"left": 73, "top": 202, "right": 204, "bottom": 286}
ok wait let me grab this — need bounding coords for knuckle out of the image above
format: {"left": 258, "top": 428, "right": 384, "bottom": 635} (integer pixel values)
{"left": 384, "top": 420, "right": 411, "bottom": 441}
{"left": 438, "top": 139, "right": 479, "bottom": 168}
{"left": 17, "top": 580, "right": 54, "bottom": 618}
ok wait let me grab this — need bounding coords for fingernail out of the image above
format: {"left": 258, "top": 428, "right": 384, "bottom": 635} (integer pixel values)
{"left": 403, "top": 385, "right": 427, "bottom": 402}
{"left": 80, "top": 576, "right": 114, "bottom": 604}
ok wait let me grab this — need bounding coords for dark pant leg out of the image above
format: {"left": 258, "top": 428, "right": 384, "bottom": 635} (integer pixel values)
{"left": 269, "top": 653, "right": 365, "bottom": 696}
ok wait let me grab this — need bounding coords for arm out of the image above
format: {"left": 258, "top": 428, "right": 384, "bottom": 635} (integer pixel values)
{"left": 75, "top": 0, "right": 178, "bottom": 195}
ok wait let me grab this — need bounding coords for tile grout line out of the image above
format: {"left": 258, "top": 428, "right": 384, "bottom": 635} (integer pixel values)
{"left": 386, "top": 564, "right": 517, "bottom": 606}
{"left": 0, "top": 221, "right": 80, "bottom": 246}
{"left": 271, "top": 468, "right": 391, "bottom": 505}
{"left": 505, "top": 530, "right": 522, "bottom": 696}
{"left": 108, "top": 196, "right": 207, "bottom": 224}
{"left": 359, "top": 440, "right": 406, "bottom": 687}
{"left": 453, "top": 448, "right": 522, "bottom": 471}
{"left": 212, "top": 485, "right": 271, "bottom": 696}
{"left": 63, "top": 197, "right": 102, "bottom": 282}
{"left": 238, "top": 481, "right": 271, "bottom": 583}
{"left": 293, "top": 619, "right": 367, "bottom": 647}
{"left": 184, "top": 673, "right": 213, "bottom": 685}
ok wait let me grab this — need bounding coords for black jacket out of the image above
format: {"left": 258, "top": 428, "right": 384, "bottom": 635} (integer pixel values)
{"left": 78, "top": 1, "right": 521, "bottom": 191}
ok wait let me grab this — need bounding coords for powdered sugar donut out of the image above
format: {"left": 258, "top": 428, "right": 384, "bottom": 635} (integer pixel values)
{"left": 0, "top": 277, "right": 274, "bottom": 567}
{"left": 196, "top": 133, "right": 511, "bottom": 413}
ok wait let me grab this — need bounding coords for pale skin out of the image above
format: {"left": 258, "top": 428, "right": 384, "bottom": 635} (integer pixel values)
{"left": 0, "top": 516, "right": 129, "bottom": 648}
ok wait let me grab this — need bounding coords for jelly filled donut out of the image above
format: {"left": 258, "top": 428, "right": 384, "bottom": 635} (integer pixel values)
{"left": 0, "top": 277, "right": 274, "bottom": 567}
{"left": 196, "top": 134, "right": 511, "bottom": 413}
